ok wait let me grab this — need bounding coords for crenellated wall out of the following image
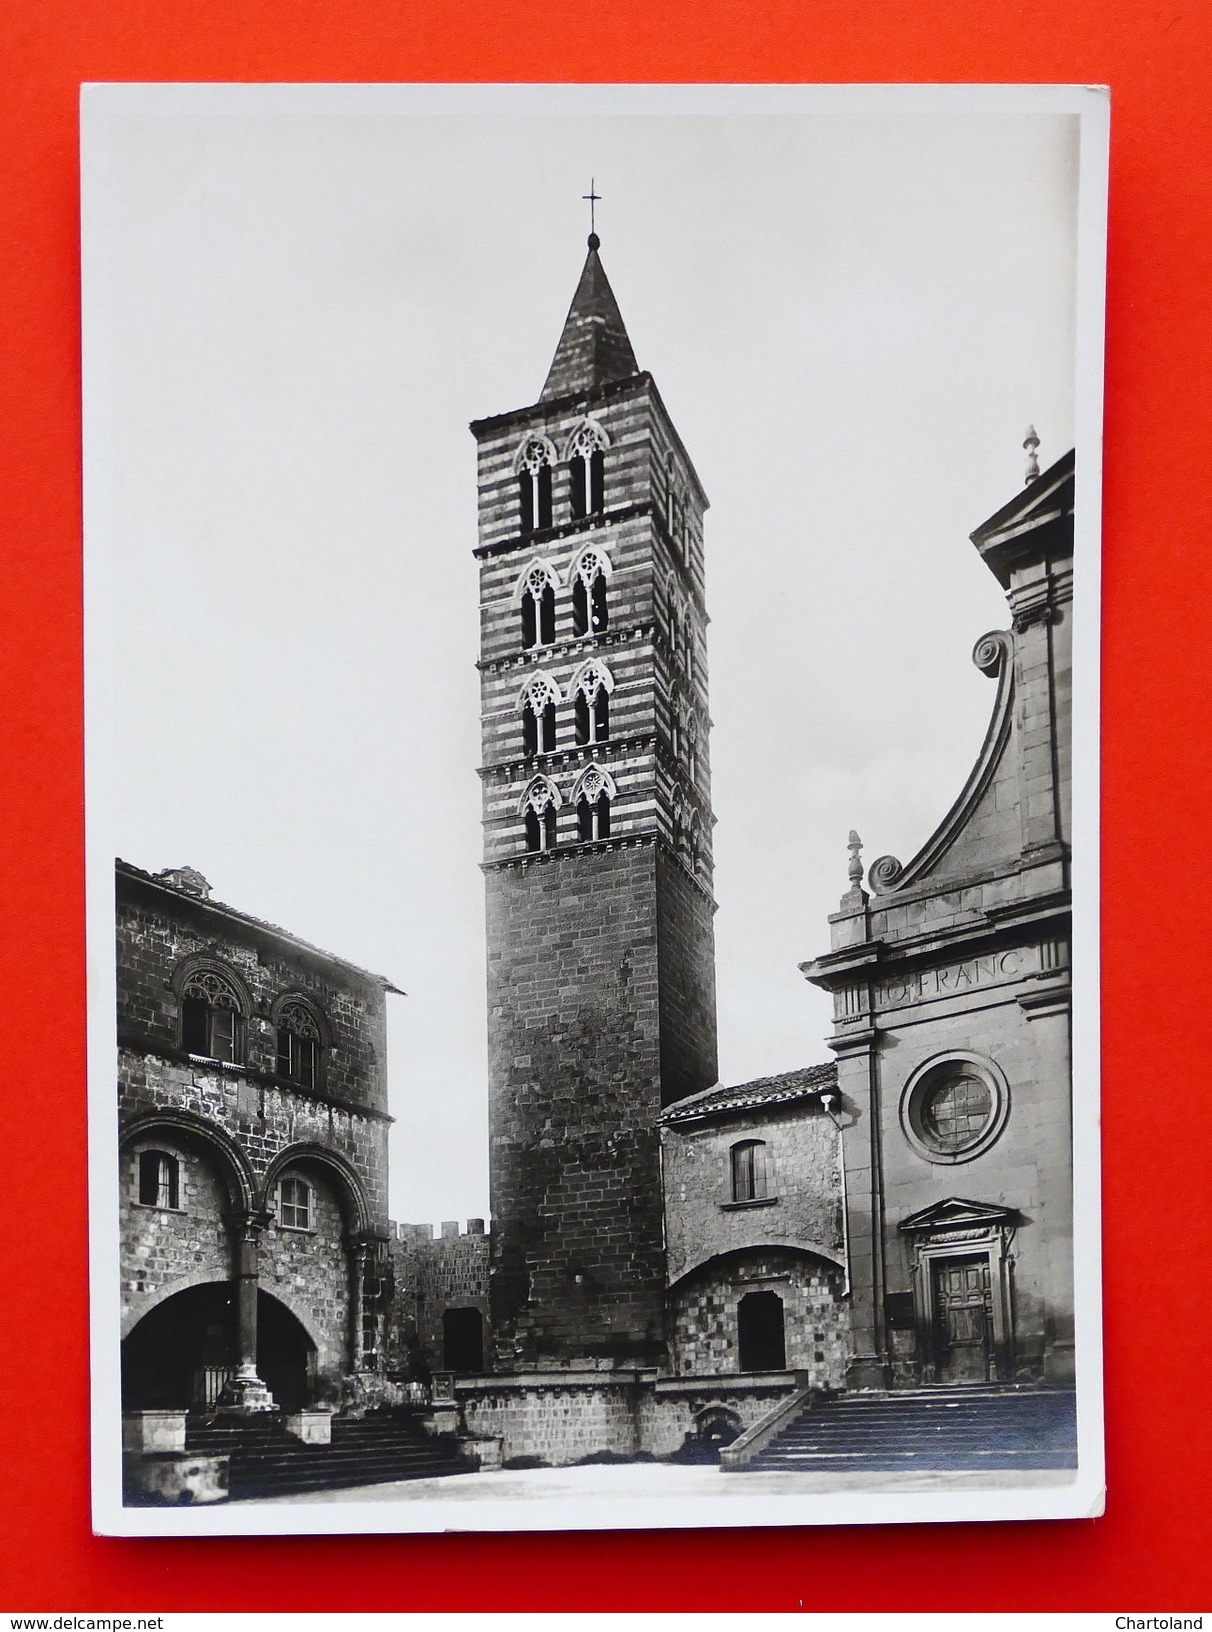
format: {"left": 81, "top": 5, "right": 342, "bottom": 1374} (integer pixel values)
{"left": 386, "top": 1219, "right": 491, "bottom": 1378}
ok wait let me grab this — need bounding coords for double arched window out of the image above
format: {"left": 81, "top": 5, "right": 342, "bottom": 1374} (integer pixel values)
{"left": 275, "top": 999, "right": 323, "bottom": 1091}
{"left": 517, "top": 560, "right": 559, "bottom": 650}
{"left": 574, "top": 765, "right": 615, "bottom": 842}
{"left": 521, "top": 775, "right": 561, "bottom": 854}
{"left": 516, "top": 437, "right": 555, "bottom": 533}
{"left": 520, "top": 673, "right": 560, "bottom": 756}
{"left": 512, "top": 547, "right": 612, "bottom": 654}
{"left": 181, "top": 967, "right": 244, "bottom": 1063}
{"left": 571, "top": 547, "right": 610, "bottom": 637}
{"left": 515, "top": 424, "right": 612, "bottom": 534}
{"left": 569, "top": 658, "right": 613, "bottom": 747}
{"left": 567, "top": 421, "right": 607, "bottom": 518}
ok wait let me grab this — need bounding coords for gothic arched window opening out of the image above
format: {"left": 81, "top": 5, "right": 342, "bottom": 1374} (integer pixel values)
{"left": 574, "top": 765, "right": 615, "bottom": 843}
{"left": 570, "top": 660, "right": 613, "bottom": 746}
{"left": 567, "top": 422, "right": 607, "bottom": 519}
{"left": 571, "top": 547, "right": 610, "bottom": 637}
{"left": 516, "top": 437, "right": 554, "bottom": 533}
{"left": 137, "top": 1149, "right": 180, "bottom": 1210}
{"left": 180, "top": 967, "right": 244, "bottom": 1064}
{"left": 521, "top": 776, "right": 561, "bottom": 854}
{"left": 517, "top": 561, "right": 558, "bottom": 649}
{"left": 520, "top": 673, "right": 560, "bottom": 756}
{"left": 276, "top": 1000, "right": 322, "bottom": 1091}
{"left": 730, "top": 1139, "right": 771, "bottom": 1204}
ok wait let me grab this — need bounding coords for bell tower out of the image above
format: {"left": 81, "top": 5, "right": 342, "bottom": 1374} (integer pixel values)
{"left": 470, "top": 231, "right": 718, "bottom": 1369}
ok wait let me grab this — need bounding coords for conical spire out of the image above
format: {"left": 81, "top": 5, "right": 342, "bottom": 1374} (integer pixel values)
{"left": 539, "top": 235, "right": 639, "bottom": 402}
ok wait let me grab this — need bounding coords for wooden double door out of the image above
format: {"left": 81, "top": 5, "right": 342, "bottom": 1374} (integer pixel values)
{"left": 931, "top": 1254, "right": 994, "bottom": 1384}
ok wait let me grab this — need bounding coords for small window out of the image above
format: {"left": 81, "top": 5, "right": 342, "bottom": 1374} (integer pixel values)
{"left": 276, "top": 1001, "right": 322, "bottom": 1090}
{"left": 731, "top": 1140, "right": 771, "bottom": 1204}
{"left": 137, "top": 1149, "right": 180, "bottom": 1210}
{"left": 277, "top": 1176, "right": 312, "bottom": 1231}
{"left": 180, "top": 969, "right": 244, "bottom": 1063}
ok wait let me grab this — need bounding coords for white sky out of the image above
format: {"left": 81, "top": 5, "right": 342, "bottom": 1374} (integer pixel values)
{"left": 87, "top": 89, "right": 1080, "bottom": 1227}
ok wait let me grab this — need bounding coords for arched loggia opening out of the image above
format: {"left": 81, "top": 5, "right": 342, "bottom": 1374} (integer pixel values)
{"left": 121, "top": 1283, "right": 317, "bottom": 1413}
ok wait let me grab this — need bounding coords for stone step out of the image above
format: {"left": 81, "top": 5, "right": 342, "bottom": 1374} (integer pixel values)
{"left": 756, "top": 1449, "right": 1079, "bottom": 1471}
{"left": 738, "top": 1388, "right": 1077, "bottom": 1475}
{"left": 183, "top": 1412, "right": 473, "bottom": 1500}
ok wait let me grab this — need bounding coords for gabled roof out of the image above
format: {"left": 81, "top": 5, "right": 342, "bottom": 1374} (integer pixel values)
{"left": 661, "top": 1062, "right": 838, "bottom": 1125}
{"left": 540, "top": 235, "right": 640, "bottom": 402}
{"left": 898, "top": 1197, "right": 1019, "bottom": 1234}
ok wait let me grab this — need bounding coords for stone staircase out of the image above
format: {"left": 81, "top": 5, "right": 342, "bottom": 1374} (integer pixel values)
{"left": 729, "top": 1385, "right": 1078, "bottom": 1474}
{"left": 182, "top": 1413, "right": 475, "bottom": 1501}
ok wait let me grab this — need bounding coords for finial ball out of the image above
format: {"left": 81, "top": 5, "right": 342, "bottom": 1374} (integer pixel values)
{"left": 587, "top": 231, "right": 600, "bottom": 251}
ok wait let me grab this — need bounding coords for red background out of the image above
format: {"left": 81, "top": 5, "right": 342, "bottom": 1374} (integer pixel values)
{"left": 0, "top": 0, "right": 1205, "bottom": 1611}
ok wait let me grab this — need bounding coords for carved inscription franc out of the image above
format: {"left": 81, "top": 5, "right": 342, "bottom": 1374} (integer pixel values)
{"left": 875, "top": 950, "right": 1028, "bottom": 1010}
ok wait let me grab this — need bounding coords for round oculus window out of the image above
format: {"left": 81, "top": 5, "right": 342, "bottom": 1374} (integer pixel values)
{"left": 900, "top": 1055, "right": 1008, "bottom": 1164}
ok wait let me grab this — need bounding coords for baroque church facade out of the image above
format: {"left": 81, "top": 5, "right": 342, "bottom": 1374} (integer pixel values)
{"left": 116, "top": 229, "right": 1075, "bottom": 1479}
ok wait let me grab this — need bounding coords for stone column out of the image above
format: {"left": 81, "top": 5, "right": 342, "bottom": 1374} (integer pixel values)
{"left": 1020, "top": 970, "right": 1075, "bottom": 1385}
{"left": 833, "top": 1026, "right": 890, "bottom": 1391}
{"left": 216, "top": 1210, "right": 276, "bottom": 1413}
{"left": 349, "top": 1237, "right": 370, "bottom": 1372}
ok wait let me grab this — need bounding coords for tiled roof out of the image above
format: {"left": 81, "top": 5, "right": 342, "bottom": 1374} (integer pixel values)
{"left": 661, "top": 1061, "right": 838, "bottom": 1125}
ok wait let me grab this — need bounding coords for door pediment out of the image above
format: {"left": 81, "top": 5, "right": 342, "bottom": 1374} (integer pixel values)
{"left": 898, "top": 1196, "right": 1019, "bottom": 1235}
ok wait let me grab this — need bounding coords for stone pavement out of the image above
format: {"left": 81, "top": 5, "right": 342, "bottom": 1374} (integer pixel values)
{"left": 242, "top": 1459, "right": 1076, "bottom": 1506}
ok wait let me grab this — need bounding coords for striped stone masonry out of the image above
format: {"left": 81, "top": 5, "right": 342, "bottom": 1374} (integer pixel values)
{"left": 470, "top": 245, "right": 721, "bottom": 1370}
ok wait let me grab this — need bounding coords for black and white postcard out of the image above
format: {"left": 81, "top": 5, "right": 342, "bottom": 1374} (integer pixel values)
{"left": 83, "top": 82, "right": 1108, "bottom": 1533}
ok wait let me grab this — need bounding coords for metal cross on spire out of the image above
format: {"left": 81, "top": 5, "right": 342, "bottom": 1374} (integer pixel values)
{"left": 583, "top": 178, "right": 601, "bottom": 243}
